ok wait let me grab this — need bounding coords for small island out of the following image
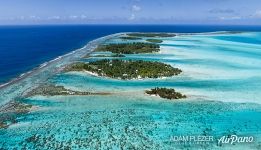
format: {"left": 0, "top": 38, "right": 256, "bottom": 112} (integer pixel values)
{"left": 146, "top": 39, "right": 163, "bottom": 43}
{"left": 90, "top": 53, "right": 125, "bottom": 58}
{"left": 65, "top": 59, "right": 182, "bottom": 80}
{"left": 95, "top": 42, "right": 160, "bottom": 54}
{"left": 127, "top": 33, "right": 175, "bottom": 37}
{"left": 26, "top": 84, "right": 110, "bottom": 97}
{"left": 120, "top": 36, "right": 142, "bottom": 40}
{"left": 145, "top": 87, "right": 186, "bottom": 100}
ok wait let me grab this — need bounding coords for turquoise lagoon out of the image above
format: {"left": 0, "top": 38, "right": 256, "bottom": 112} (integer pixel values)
{"left": 0, "top": 32, "right": 261, "bottom": 149}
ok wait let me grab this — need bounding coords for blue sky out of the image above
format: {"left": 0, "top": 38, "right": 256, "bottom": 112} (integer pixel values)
{"left": 0, "top": 0, "right": 261, "bottom": 25}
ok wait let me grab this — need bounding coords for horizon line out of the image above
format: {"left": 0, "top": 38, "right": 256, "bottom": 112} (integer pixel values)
{"left": 1, "top": 23, "right": 261, "bottom": 27}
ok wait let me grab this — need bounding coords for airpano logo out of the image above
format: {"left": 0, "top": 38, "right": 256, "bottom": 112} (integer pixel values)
{"left": 218, "top": 135, "right": 254, "bottom": 145}
{"left": 170, "top": 135, "right": 254, "bottom": 146}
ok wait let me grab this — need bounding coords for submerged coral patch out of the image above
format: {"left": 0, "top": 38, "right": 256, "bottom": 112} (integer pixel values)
{"left": 0, "top": 101, "right": 33, "bottom": 129}
{"left": 26, "top": 84, "right": 111, "bottom": 97}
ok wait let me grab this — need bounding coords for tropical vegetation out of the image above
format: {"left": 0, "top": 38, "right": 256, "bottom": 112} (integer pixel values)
{"left": 127, "top": 33, "right": 175, "bottom": 37}
{"left": 146, "top": 87, "right": 186, "bottom": 99}
{"left": 91, "top": 54, "right": 125, "bottom": 58}
{"left": 120, "top": 36, "right": 142, "bottom": 40}
{"left": 66, "top": 59, "right": 182, "bottom": 80}
{"left": 95, "top": 43, "right": 160, "bottom": 54}
{"left": 146, "top": 39, "right": 163, "bottom": 43}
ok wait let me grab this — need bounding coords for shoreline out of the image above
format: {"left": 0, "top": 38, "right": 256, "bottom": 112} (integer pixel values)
{"left": 0, "top": 32, "right": 125, "bottom": 90}
{"left": 0, "top": 52, "right": 74, "bottom": 89}
{"left": 0, "top": 41, "right": 94, "bottom": 90}
{"left": 0, "top": 33, "right": 122, "bottom": 106}
{"left": 0, "top": 30, "right": 246, "bottom": 89}
{"left": 0, "top": 31, "right": 252, "bottom": 106}
{"left": 79, "top": 70, "right": 172, "bottom": 81}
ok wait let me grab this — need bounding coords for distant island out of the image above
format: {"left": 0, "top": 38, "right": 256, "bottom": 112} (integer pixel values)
{"left": 95, "top": 42, "right": 160, "bottom": 54}
{"left": 126, "top": 33, "right": 176, "bottom": 37}
{"left": 65, "top": 59, "right": 182, "bottom": 80}
{"left": 119, "top": 36, "right": 142, "bottom": 40}
{"left": 146, "top": 87, "right": 186, "bottom": 100}
{"left": 119, "top": 34, "right": 165, "bottom": 43}
{"left": 89, "top": 53, "right": 125, "bottom": 58}
{"left": 73, "top": 36, "right": 182, "bottom": 80}
{"left": 146, "top": 39, "right": 163, "bottom": 43}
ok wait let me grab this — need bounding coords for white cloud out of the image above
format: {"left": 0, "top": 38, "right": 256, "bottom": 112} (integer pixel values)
{"left": 132, "top": 5, "right": 141, "bottom": 12}
{"left": 80, "top": 15, "right": 87, "bottom": 19}
{"left": 20, "top": 16, "right": 25, "bottom": 20}
{"left": 129, "top": 4, "right": 141, "bottom": 21}
{"left": 209, "top": 8, "right": 235, "bottom": 14}
{"left": 69, "top": 15, "right": 78, "bottom": 19}
{"left": 129, "top": 14, "right": 136, "bottom": 20}
{"left": 219, "top": 16, "right": 241, "bottom": 20}
{"left": 29, "top": 15, "right": 41, "bottom": 20}
{"left": 48, "top": 16, "right": 61, "bottom": 20}
{"left": 253, "top": 10, "right": 261, "bottom": 18}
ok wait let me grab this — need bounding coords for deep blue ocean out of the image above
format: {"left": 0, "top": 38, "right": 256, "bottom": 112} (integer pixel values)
{"left": 0, "top": 25, "right": 261, "bottom": 84}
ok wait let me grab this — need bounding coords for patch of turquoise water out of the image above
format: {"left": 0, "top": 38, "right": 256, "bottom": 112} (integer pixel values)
{"left": 1, "top": 95, "right": 260, "bottom": 149}
{"left": 50, "top": 70, "right": 261, "bottom": 104}
{"left": 212, "top": 33, "right": 261, "bottom": 45}
{"left": 51, "top": 72, "right": 261, "bottom": 91}
{"left": 87, "top": 52, "right": 260, "bottom": 73}
{"left": 161, "top": 40, "right": 261, "bottom": 61}
{"left": 164, "top": 33, "right": 261, "bottom": 53}
{"left": 159, "top": 38, "right": 261, "bottom": 82}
